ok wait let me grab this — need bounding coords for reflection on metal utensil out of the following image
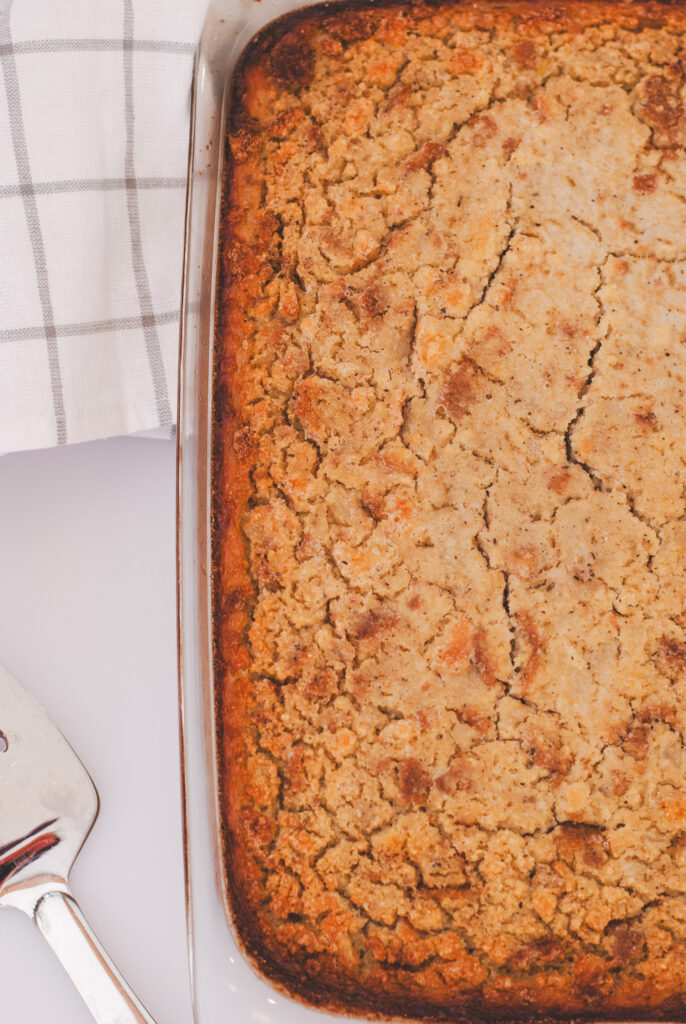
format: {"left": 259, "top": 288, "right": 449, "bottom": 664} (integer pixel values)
{"left": 0, "top": 663, "right": 157, "bottom": 1024}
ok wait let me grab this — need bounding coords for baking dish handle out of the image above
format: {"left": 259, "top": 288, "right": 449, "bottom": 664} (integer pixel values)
{"left": 34, "top": 888, "right": 157, "bottom": 1024}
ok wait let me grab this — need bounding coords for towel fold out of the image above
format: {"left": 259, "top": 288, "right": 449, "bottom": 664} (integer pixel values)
{"left": 0, "top": 0, "right": 207, "bottom": 452}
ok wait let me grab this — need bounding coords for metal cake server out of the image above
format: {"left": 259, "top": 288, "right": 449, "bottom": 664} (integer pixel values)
{"left": 0, "top": 662, "right": 157, "bottom": 1024}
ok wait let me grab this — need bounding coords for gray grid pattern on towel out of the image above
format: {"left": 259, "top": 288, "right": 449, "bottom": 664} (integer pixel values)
{"left": 0, "top": 2, "right": 202, "bottom": 453}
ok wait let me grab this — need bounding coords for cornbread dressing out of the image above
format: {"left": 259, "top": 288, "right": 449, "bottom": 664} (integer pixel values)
{"left": 212, "top": 2, "right": 686, "bottom": 1018}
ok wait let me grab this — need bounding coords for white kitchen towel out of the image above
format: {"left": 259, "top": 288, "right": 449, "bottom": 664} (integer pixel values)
{"left": 0, "top": 1, "right": 207, "bottom": 453}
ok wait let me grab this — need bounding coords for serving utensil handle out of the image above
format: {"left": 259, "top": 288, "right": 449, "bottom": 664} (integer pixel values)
{"left": 33, "top": 889, "right": 157, "bottom": 1024}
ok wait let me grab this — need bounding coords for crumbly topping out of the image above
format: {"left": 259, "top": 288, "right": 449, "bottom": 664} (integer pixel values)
{"left": 215, "top": 2, "right": 686, "bottom": 1016}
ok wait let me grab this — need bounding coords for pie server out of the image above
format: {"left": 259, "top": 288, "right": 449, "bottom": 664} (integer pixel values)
{"left": 0, "top": 662, "right": 157, "bottom": 1023}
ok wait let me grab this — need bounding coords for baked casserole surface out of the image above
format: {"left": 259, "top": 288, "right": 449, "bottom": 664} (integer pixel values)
{"left": 213, "top": 1, "right": 686, "bottom": 1017}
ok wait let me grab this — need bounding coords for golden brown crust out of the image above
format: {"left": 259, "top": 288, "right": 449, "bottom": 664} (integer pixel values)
{"left": 213, "top": 1, "right": 686, "bottom": 1018}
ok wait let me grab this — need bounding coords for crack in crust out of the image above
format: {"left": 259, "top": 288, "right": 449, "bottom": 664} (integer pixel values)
{"left": 213, "top": 2, "right": 686, "bottom": 1020}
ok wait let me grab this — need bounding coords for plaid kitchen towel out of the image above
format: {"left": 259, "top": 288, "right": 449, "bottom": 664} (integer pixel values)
{"left": 0, "top": 0, "right": 207, "bottom": 453}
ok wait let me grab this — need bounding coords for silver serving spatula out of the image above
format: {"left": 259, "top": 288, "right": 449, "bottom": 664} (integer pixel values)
{"left": 0, "top": 662, "right": 157, "bottom": 1024}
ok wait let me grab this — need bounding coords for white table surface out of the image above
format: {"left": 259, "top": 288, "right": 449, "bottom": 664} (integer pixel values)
{"left": 0, "top": 437, "right": 194, "bottom": 1024}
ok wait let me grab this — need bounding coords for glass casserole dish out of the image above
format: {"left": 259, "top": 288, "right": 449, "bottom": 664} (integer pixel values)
{"left": 178, "top": 1, "right": 686, "bottom": 1021}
